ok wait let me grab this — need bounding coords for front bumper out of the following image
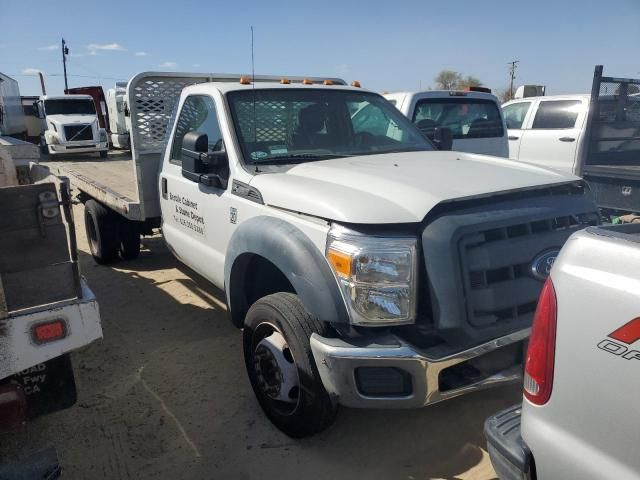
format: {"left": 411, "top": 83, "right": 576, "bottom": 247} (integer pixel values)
{"left": 310, "top": 328, "right": 528, "bottom": 408}
{"left": 484, "top": 404, "right": 532, "bottom": 480}
{"left": 48, "top": 141, "right": 108, "bottom": 155}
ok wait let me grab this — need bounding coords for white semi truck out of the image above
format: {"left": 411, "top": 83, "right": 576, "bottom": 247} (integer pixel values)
{"left": 45, "top": 71, "right": 598, "bottom": 437}
{"left": 35, "top": 95, "right": 109, "bottom": 157}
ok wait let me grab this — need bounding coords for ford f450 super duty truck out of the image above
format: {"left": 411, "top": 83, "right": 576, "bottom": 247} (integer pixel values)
{"left": 45, "top": 72, "right": 598, "bottom": 437}
{"left": 485, "top": 223, "right": 640, "bottom": 479}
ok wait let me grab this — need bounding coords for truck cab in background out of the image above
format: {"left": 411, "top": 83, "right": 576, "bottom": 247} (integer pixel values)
{"left": 502, "top": 94, "right": 589, "bottom": 173}
{"left": 36, "top": 94, "right": 109, "bottom": 157}
{"left": 106, "top": 83, "right": 130, "bottom": 149}
{"left": 384, "top": 88, "right": 509, "bottom": 157}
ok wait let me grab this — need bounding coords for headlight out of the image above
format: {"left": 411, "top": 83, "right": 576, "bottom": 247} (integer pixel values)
{"left": 326, "top": 225, "right": 418, "bottom": 326}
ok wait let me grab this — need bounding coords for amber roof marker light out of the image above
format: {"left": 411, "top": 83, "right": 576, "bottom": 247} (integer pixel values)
{"left": 239, "top": 76, "right": 251, "bottom": 85}
{"left": 351, "top": 80, "right": 361, "bottom": 88}
{"left": 302, "top": 78, "right": 313, "bottom": 85}
{"left": 280, "top": 78, "right": 291, "bottom": 84}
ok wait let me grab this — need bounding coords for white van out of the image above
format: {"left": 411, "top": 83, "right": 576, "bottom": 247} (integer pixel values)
{"left": 384, "top": 89, "right": 509, "bottom": 157}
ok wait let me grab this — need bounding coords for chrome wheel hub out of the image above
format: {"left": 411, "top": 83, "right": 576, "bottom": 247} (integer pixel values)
{"left": 253, "top": 331, "right": 299, "bottom": 403}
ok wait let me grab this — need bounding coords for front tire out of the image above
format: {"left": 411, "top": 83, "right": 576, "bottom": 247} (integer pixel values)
{"left": 243, "top": 293, "right": 337, "bottom": 438}
{"left": 84, "top": 199, "right": 119, "bottom": 264}
{"left": 99, "top": 150, "right": 108, "bottom": 158}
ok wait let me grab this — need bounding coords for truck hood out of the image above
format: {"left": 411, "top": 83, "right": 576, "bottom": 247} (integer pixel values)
{"left": 250, "top": 151, "right": 581, "bottom": 224}
{"left": 47, "top": 114, "right": 97, "bottom": 125}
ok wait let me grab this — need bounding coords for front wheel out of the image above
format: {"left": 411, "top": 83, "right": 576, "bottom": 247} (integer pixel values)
{"left": 99, "top": 150, "right": 108, "bottom": 158}
{"left": 243, "top": 293, "right": 337, "bottom": 438}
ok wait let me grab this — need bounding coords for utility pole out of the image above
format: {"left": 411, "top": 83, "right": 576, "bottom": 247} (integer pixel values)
{"left": 61, "top": 38, "right": 69, "bottom": 92}
{"left": 508, "top": 60, "right": 519, "bottom": 99}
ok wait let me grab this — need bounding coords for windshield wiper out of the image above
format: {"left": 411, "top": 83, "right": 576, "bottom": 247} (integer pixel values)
{"left": 257, "top": 153, "right": 353, "bottom": 165}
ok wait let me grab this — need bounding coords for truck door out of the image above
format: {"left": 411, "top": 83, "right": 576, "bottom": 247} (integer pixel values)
{"left": 503, "top": 100, "right": 534, "bottom": 159}
{"left": 517, "top": 99, "right": 587, "bottom": 173}
{"left": 159, "top": 94, "right": 230, "bottom": 288}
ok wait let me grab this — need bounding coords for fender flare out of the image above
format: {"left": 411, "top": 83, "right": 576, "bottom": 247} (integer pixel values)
{"left": 224, "top": 216, "right": 349, "bottom": 327}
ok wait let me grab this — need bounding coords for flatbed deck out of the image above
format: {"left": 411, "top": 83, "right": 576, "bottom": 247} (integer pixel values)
{"left": 43, "top": 151, "right": 142, "bottom": 220}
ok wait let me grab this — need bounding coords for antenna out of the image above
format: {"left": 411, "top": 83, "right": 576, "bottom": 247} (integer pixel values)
{"left": 250, "top": 26, "right": 259, "bottom": 173}
{"left": 251, "top": 26, "right": 255, "bottom": 84}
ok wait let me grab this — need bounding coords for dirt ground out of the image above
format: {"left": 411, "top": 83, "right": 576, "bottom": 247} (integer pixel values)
{"left": 0, "top": 203, "right": 521, "bottom": 480}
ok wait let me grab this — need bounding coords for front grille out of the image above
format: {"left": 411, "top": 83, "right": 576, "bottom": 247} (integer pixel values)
{"left": 64, "top": 124, "right": 93, "bottom": 141}
{"left": 461, "top": 213, "right": 599, "bottom": 328}
{"left": 422, "top": 187, "right": 599, "bottom": 344}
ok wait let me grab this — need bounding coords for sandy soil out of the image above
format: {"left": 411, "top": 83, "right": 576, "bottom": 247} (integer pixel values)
{"left": 0, "top": 204, "right": 521, "bottom": 479}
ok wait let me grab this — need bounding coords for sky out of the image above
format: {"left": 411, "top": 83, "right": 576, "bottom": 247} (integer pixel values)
{"left": 1, "top": 0, "right": 639, "bottom": 97}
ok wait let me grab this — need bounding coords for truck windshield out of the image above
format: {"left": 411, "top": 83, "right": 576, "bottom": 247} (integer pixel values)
{"left": 44, "top": 99, "right": 96, "bottom": 115}
{"left": 227, "top": 88, "right": 433, "bottom": 164}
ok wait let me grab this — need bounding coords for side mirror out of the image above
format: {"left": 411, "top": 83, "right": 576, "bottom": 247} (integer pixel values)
{"left": 181, "top": 131, "right": 229, "bottom": 189}
{"left": 34, "top": 101, "right": 44, "bottom": 119}
{"left": 433, "top": 127, "right": 453, "bottom": 151}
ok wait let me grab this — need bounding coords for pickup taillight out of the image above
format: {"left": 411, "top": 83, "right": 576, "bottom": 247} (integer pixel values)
{"left": 524, "top": 278, "right": 557, "bottom": 405}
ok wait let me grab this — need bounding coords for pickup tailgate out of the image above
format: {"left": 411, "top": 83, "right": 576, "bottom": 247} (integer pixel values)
{"left": 521, "top": 224, "right": 640, "bottom": 479}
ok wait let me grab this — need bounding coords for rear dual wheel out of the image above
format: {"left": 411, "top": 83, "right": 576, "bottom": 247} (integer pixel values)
{"left": 84, "top": 199, "right": 140, "bottom": 264}
{"left": 243, "top": 293, "right": 337, "bottom": 438}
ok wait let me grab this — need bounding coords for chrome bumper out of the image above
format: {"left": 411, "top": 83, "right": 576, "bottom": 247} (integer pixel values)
{"left": 48, "top": 142, "right": 108, "bottom": 154}
{"left": 310, "top": 328, "right": 529, "bottom": 408}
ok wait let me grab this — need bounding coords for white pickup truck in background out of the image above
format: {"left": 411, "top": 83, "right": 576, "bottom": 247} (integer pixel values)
{"left": 35, "top": 95, "right": 109, "bottom": 158}
{"left": 503, "top": 66, "right": 640, "bottom": 218}
{"left": 384, "top": 88, "right": 509, "bottom": 157}
{"left": 485, "top": 223, "right": 640, "bottom": 479}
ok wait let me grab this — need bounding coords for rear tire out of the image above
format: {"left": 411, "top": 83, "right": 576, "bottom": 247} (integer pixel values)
{"left": 243, "top": 293, "right": 337, "bottom": 438}
{"left": 84, "top": 200, "right": 119, "bottom": 264}
{"left": 119, "top": 219, "right": 141, "bottom": 260}
{"left": 99, "top": 150, "right": 108, "bottom": 159}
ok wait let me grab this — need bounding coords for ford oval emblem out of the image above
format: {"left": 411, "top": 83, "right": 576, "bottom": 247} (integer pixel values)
{"left": 531, "top": 250, "right": 559, "bottom": 280}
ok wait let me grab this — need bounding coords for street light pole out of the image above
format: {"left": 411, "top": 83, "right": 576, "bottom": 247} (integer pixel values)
{"left": 61, "top": 38, "right": 69, "bottom": 92}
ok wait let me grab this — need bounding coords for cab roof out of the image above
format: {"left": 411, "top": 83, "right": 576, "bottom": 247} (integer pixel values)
{"left": 183, "top": 81, "right": 368, "bottom": 95}
{"left": 41, "top": 94, "right": 94, "bottom": 101}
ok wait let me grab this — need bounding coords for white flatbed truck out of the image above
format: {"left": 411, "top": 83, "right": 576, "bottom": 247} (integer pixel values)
{"left": 44, "top": 71, "right": 599, "bottom": 438}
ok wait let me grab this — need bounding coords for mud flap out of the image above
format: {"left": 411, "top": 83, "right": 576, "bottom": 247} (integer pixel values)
{"left": 6, "top": 354, "right": 77, "bottom": 419}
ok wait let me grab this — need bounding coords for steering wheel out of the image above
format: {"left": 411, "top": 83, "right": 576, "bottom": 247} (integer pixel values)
{"left": 354, "top": 131, "right": 374, "bottom": 147}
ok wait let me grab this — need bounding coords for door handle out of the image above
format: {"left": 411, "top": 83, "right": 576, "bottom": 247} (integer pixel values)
{"left": 559, "top": 137, "right": 576, "bottom": 142}
{"left": 508, "top": 135, "right": 519, "bottom": 141}
{"left": 161, "top": 177, "right": 168, "bottom": 199}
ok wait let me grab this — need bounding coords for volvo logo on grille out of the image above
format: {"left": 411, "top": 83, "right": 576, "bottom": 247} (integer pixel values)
{"left": 531, "top": 250, "right": 559, "bottom": 280}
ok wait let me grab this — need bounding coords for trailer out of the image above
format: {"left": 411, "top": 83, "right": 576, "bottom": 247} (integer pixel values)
{"left": 0, "top": 73, "right": 27, "bottom": 139}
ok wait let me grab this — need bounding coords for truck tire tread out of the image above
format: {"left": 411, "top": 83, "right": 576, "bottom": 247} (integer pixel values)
{"left": 243, "top": 292, "right": 336, "bottom": 438}
{"left": 84, "top": 199, "right": 119, "bottom": 264}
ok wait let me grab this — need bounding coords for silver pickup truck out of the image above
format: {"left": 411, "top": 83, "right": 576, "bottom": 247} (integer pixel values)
{"left": 485, "top": 223, "right": 640, "bottom": 480}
